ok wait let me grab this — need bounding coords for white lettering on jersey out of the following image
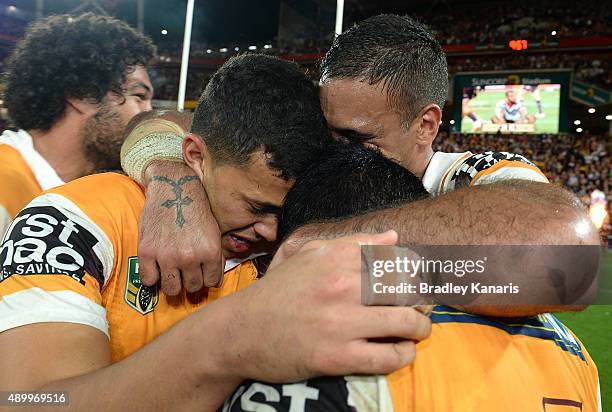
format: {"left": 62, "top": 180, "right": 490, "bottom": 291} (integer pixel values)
{"left": 240, "top": 383, "right": 280, "bottom": 412}
{"left": 282, "top": 383, "right": 320, "bottom": 412}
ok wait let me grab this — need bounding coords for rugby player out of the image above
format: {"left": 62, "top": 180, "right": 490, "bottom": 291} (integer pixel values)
{"left": 492, "top": 89, "right": 535, "bottom": 124}
{"left": 0, "top": 13, "right": 155, "bottom": 235}
{"left": 223, "top": 144, "right": 600, "bottom": 412}
{"left": 519, "top": 84, "right": 545, "bottom": 118}
{"left": 461, "top": 86, "right": 483, "bottom": 131}
{"left": 126, "top": 15, "right": 599, "bottom": 315}
{"left": 0, "top": 55, "right": 431, "bottom": 411}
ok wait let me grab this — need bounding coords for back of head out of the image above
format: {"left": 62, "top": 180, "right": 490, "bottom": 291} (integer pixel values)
{"left": 278, "top": 144, "right": 429, "bottom": 240}
{"left": 191, "top": 54, "right": 332, "bottom": 180}
{"left": 320, "top": 14, "right": 448, "bottom": 122}
{"left": 3, "top": 13, "right": 156, "bottom": 131}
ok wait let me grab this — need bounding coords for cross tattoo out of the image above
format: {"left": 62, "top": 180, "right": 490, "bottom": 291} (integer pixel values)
{"left": 150, "top": 175, "right": 199, "bottom": 228}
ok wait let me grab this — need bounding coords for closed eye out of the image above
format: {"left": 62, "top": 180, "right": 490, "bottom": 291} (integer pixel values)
{"left": 248, "top": 202, "right": 282, "bottom": 217}
{"left": 331, "top": 128, "right": 378, "bottom": 144}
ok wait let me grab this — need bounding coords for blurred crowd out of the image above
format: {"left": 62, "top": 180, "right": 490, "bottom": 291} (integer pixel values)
{"left": 434, "top": 131, "right": 611, "bottom": 238}
{"left": 448, "top": 53, "right": 610, "bottom": 89}
{"left": 427, "top": 0, "right": 610, "bottom": 46}
{"left": 2, "top": 1, "right": 610, "bottom": 93}
{"left": 147, "top": 50, "right": 610, "bottom": 102}
{"left": 149, "top": 66, "right": 212, "bottom": 102}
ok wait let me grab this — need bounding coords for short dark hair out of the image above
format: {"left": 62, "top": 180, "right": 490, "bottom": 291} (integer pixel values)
{"left": 191, "top": 54, "right": 332, "bottom": 180}
{"left": 2, "top": 13, "right": 156, "bottom": 131}
{"left": 320, "top": 14, "right": 448, "bottom": 122}
{"left": 278, "top": 143, "right": 429, "bottom": 240}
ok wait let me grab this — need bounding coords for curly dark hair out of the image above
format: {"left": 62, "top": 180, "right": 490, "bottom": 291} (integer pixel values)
{"left": 2, "top": 13, "right": 156, "bottom": 131}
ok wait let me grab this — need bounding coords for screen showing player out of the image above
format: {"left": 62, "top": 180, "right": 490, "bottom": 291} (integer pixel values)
{"left": 460, "top": 84, "right": 561, "bottom": 134}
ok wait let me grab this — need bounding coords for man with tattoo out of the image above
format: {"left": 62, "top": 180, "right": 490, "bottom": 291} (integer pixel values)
{"left": 223, "top": 144, "right": 600, "bottom": 412}
{"left": 126, "top": 15, "right": 599, "bottom": 316}
{"left": 0, "top": 13, "right": 155, "bottom": 236}
{"left": 0, "top": 54, "right": 432, "bottom": 411}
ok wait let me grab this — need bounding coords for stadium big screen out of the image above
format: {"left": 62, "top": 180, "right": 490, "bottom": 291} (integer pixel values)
{"left": 453, "top": 70, "right": 571, "bottom": 134}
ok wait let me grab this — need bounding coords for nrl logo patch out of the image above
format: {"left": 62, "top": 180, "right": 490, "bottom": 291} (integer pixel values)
{"left": 125, "top": 257, "right": 158, "bottom": 315}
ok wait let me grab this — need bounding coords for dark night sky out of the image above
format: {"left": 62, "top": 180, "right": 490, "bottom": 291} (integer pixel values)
{"left": 0, "top": 0, "right": 281, "bottom": 45}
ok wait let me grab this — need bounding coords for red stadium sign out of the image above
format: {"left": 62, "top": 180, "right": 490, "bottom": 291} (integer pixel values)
{"left": 509, "top": 39, "right": 529, "bottom": 50}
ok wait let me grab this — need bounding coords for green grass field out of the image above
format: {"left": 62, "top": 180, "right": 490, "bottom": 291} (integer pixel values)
{"left": 556, "top": 251, "right": 612, "bottom": 409}
{"left": 461, "top": 85, "right": 561, "bottom": 134}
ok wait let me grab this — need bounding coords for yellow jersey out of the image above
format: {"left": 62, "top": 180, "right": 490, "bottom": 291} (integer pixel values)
{"left": 0, "top": 129, "right": 66, "bottom": 235}
{"left": 0, "top": 172, "right": 258, "bottom": 362}
{"left": 224, "top": 306, "right": 600, "bottom": 412}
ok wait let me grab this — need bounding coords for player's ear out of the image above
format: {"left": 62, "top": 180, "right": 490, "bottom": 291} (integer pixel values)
{"left": 182, "top": 133, "right": 209, "bottom": 181}
{"left": 415, "top": 104, "right": 442, "bottom": 146}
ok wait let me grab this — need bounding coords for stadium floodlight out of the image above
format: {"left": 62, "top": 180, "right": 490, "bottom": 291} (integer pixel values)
{"left": 551, "top": 30, "right": 557, "bottom": 36}
{"left": 606, "top": 115, "right": 612, "bottom": 121}
{"left": 335, "top": 0, "right": 345, "bottom": 36}
{"left": 249, "top": 45, "right": 257, "bottom": 50}
{"left": 588, "top": 108, "right": 596, "bottom": 114}
{"left": 177, "top": 0, "right": 195, "bottom": 112}
{"left": 161, "top": 29, "right": 168, "bottom": 35}
{"left": 450, "top": 119, "right": 455, "bottom": 125}
{"left": 576, "top": 128, "right": 583, "bottom": 133}
{"left": 264, "top": 44, "right": 272, "bottom": 49}
{"left": 206, "top": 49, "right": 212, "bottom": 54}
{"left": 234, "top": 47, "right": 240, "bottom": 51}
{"left": 573, "top": 120, "right": 581, "bottom": 125}
{"left": 219, "top": 48, "right": 228, "bottom": 53}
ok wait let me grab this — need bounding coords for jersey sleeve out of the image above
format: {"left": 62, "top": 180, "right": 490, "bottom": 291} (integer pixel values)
{"left": 0, "top": 161, "right": 42, "bottom": 237}
{"left": 0, "top": 192, "right": 115, "bottom": 337}
{"left": 444, "top": 151, "right": 548, "bottom": 192}
{"left": 221, "top": 375, "right": 393, "bottom": 412}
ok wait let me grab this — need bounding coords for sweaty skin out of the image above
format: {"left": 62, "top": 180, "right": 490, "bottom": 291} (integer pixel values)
{"left": 131, "top": 76, "right": 599, "bottom": 317}
{"left": 0, "top": 232, "right": 432, "bottom": 412}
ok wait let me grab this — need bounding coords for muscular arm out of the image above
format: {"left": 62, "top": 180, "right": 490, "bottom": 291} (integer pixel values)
{"left": 281, "top": 180, "right": 600, "bottom": 316}
{"left": 121, "top": 111, "right": 224, "bottom": 292}
{"left": 137, "top": 161, "right": 223, "bottom": 294}
{"left": 0, "top": 233, "right": 430, "bottom": 412}
{"left": 119, "top": 114, "right": 599, "bottom": 315}
{"left": 0, "top": 302, "right": 241, "bottom": 412}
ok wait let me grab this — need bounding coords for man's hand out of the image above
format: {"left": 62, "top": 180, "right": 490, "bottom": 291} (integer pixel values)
{"left": 138, "top": 161, "right": 224, "bottom": 295}
{"left": 229, "top": 230, "right": 432, "bottom": 381}
{"left": 122, "top": 110, "right": 225, "bottom": 295}
{"left": 0, "top": 231, "right": 431, "bottom": 412}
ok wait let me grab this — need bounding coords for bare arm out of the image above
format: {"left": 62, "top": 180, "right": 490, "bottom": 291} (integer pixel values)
{"left": 0, "top": 300, "right": 242, "bottom": 412}
{"left": 0, "top": 233, "right": 431, "bottom": 412}
{"left": 137, "top": 161, "right": 224, "bottom": 294}
{"left": 121, "top": 111, "right": 224, "bottom": 293}
{"left": 279, "top": 180, "right": 600, "bottom": 316}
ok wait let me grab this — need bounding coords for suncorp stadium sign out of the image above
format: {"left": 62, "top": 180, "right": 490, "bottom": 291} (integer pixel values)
{"left": 471, "top": 75, "right": 553, "bottom": 86}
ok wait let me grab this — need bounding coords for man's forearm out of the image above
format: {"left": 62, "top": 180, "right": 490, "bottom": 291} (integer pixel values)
{"left": 33, "top": 298, "right": 243, "bottom": 412}
{"left": 290, "top": 180, "right": 600, "bottom": 315}
{"left": 295, "top": 180, "right": 596, "bottom": 244}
